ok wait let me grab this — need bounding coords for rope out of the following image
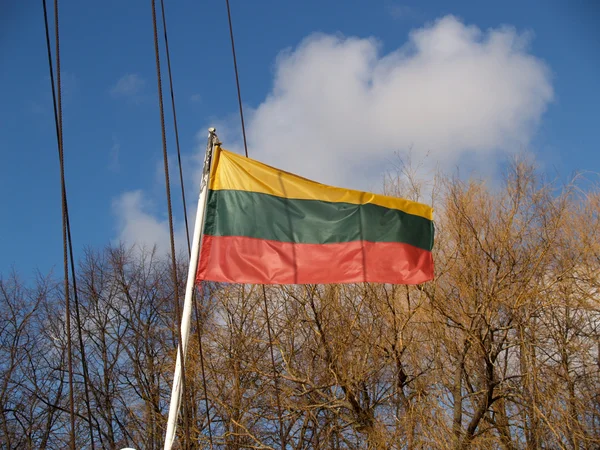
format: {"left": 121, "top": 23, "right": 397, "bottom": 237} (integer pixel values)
{"left": 42, "top": 1, "right": 97, "bottom": 448}
{"left": 262, "top": 285, "right": 286, "bottom": 448}
{"left": 158, "top": 1, "right": 214, "bottom": 446}
{"left": 150, "top": 0, "right": 190, "bottom": 447}
{"left": 158, "top": 0, "right": 191, "bottom": 254}
{"left": 45, "top": 0, "right": 75, "bottom": 447}
{"left": 68, "top": 212, "right": 96, "bottom": 450}
{"left": 224, "top": 1, "right": 285, "bottom": 445}
{"left": 225, "top": 0, "right": 249, "bottom": 157}
{"left": 192, "top": 285, "right": 214, "bottom": 449}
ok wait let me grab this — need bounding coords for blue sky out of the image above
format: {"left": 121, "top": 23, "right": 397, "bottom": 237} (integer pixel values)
{"left": 1, "top": 0, "right": 599, "bottom": 277}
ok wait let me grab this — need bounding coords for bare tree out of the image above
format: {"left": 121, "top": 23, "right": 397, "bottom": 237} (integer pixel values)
{"left": 2, "top": 156, "right": 599, "bottom": 449}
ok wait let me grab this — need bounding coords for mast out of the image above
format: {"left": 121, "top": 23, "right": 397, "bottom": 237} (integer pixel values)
{"left": 164, "top": 128, "right": 219, "bottom": 450}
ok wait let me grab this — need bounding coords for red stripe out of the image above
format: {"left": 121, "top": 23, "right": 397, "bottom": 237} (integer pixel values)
{"left": 197, "top": 235, "right": 433, "bottom": 285}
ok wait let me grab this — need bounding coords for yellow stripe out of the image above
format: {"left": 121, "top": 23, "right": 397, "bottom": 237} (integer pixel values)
{"left": 209, "top": 146, "right": 433, "bottom": 220}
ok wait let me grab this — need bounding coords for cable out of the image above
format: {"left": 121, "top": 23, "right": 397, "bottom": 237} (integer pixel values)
{"left": 224, "top": 2, "right": 285, "bottom": 446}
{"left": 262, "top": 285, "right": 286, "bottom": 448}
{"left": 67, "top": 207, "right": 96, "bottom": 450}
{"left": 42, "top": 1, "right": 97, "bottom": 448}
{"left": 151, "top": 0, "right": 190, "bottom": 447}
{"left": 43, "top": 0, "right": 75, "bottom": 447}
{"left": 225, "top": 0, "right": 249, "bottom": 157}
{"left": 159, "top": 0, "right": 191, "bottom": 254}
{"left": 192, "top": 285, "right": 214, "bottom": 449}
{"left": 158, "top": 1, "right": 214, "bottom": 446}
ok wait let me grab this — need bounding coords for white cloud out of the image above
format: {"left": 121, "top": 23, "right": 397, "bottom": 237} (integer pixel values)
{"left": 112, "top": 190, "right": 189, "bottom": 257}
{"left": 111, "top": 15, "right": 553, "bottom": 249}
{"left": 110, "top": 73, "right": 145, "bottom": 98}
{"left": 241, "top": 15, "right": 553, "bottom": 189}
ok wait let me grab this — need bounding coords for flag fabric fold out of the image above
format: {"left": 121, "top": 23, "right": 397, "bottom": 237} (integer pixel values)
{"left": 196, "top": 147, "right": 434, "bottom": 285}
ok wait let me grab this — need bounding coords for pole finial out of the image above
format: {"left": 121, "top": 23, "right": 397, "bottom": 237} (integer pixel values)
{"left": 208, "top": 128, "right": 221, "bottom": 147}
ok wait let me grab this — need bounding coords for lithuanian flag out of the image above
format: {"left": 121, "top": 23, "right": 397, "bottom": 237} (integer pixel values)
{"left": 196, "top": 147, "right": 434, "bottom": 285}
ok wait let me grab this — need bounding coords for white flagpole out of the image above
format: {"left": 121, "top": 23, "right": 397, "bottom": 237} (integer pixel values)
{"left": 164, "top": 128, "right": 219, "bottom": 450}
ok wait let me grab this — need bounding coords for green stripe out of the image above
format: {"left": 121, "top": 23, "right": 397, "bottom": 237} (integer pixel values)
{"left": 204, "top": 190, "right": 434, "bottom": 251}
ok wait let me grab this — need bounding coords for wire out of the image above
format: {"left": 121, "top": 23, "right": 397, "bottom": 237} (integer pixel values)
{"left": 151, "top": 0, "right": 190, "bottom": 447}
{"left": 158, "top": 1, "right": 214, "bottom": 446}
{"left": 192, "top": 285, "right": 215, "bottom": 448}
{"left": 44, "top": 0, "right": 75, "bottom": 447}
{"left": 42, "top": 1, "right": 97, "bottom": 448}
{"left": 225, "top": 0, "right": 249, "bottom": 157}
{"left": 159, "top": 0, "right": 191, "bottom": 254}
{"left": 262, "top": 285, "right": 286, "bottom": 448}
{"left": 224, "top": 2, "right": 286, "bottom": 445}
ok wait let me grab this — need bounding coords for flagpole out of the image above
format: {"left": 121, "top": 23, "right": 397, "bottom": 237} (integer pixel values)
{"left": 164, "top": 128, "right": 219, "bottom": 450}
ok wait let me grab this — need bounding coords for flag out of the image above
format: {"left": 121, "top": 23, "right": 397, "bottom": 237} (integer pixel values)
{"left": 196, "top": 146, "right": 434, "bottom": 285}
